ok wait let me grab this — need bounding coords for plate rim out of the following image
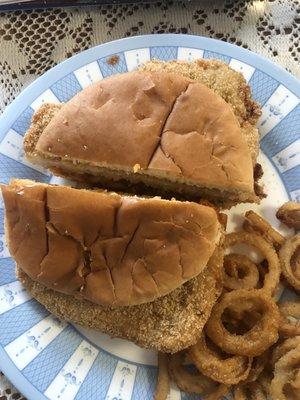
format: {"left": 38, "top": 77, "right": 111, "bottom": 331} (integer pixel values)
{"left": 0, "top": 33, "right": 299, "bottom": 400}
{"left": 0, "top": 347, "right": 46, "bottom": 400}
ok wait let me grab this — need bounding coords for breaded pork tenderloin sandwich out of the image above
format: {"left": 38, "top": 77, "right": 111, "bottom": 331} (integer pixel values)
{"left": 24, "top": 69, "right": 261, "bottom": 207}
{"left": 1, "top": 179, "right": 224, "bottom": 352}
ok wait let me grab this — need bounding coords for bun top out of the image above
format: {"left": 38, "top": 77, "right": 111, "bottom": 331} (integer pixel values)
{"left": 33, "top": 71, "right": 254, "bottom": 194}
{"left": 2, "top": 179, "right": 221, "bottom": 307}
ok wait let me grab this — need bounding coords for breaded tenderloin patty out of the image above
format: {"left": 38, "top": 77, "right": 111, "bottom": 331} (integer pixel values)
{"left": 18, "top": 248, "right": 223, "bottom": 353}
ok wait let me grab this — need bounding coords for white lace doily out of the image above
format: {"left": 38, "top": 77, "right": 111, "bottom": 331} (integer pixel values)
{"left": 0, "top": 372, "right": 26, "bottom": 399}
{"left": 0, "top": 0, "right": 299, "bottom": 398}
{"left": 0, "top": 0, "right": 299, "bottom": 114}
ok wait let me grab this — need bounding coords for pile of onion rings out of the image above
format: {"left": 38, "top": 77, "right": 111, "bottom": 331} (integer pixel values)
{"left": 154, "top": 203, "right": 300, "bottom": 400}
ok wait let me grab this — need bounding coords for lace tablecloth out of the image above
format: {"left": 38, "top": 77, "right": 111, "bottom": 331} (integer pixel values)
{"left": 0, "top": 0, "right": 299, "bottom": 397}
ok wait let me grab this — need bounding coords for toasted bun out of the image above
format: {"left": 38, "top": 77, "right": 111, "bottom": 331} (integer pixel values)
{"left": 2, "top": 179, "right": 221, "bottom": 307}
{"left": 24, "top": 70, "right": 256, "bottom": 205}
{"left": 18, "top": 246, "right": 224, "bottom": 353}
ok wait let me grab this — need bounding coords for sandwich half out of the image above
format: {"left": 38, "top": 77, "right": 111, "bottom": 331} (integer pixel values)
{"left": 24, "top": 70, "right": 258, "bottom": 207}
{"left": 1, "top": 179, "right": 223, "bottom": 352}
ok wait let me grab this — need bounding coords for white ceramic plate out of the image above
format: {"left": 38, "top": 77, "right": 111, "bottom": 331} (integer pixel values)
{"left": 0, "top": 34, "right": 299, "bottom": 400}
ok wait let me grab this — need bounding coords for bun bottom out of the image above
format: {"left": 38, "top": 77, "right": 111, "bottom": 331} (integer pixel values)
{"left": 17, "top": 249, "right": 223, "bottom": 353}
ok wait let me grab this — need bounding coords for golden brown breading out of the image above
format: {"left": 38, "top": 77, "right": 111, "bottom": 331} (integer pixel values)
{"left": 18, "top": 248, "right": 223, "bottom": 353}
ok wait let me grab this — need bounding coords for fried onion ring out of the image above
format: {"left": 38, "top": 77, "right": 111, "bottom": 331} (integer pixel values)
{"left": 154, "top": 352, "right": 170, "bottom": 400}
{"left": 205, "top": 384, "right": 230, "bottom": 400}
{"left": 243, "top": 210, "right": 285, "bottom": 250}
{"left": 278, "top": 301, "right": 300, "bottom": 337}
{"left": 270, "top": 345, "right": 300, "bottom": 400}
{"left": 276, "top": 202, "right": 300, "bottom": 230}
{"left": 279, "top": 235, "right": 300, "bottom": 292}
{"left": 244, "top": 350, "right": 270, "bottom": 383}
{"left": 271, "top": 336, "right": 300, "bottom": 366}
{"left": 225, "top": 232, "right": 280, "bottom": 295}
{"left": 258, "top": 369, "right": 273, "bottom": 393}
{"left": 223, "top": 253, "right": 259, "bottom": 291}
{"left": 233, "top": 381, "right": 268, "bottom": 400}
{"left": 168, "top": 351, "right": 215, "bottom": 394}
{"left": 257, "top": 260, "right": 284, "bottom": 300}
{"left": 205, "top": 289, "right": 280, "bottom": 357}
{"left": 189, "top": 332, "right": 252, "bottom": 385}
{"left": 234, "top": 382, "right": 268, "bottom": 400}
{"left": 168, "top": 351, "right": 229, "bottom": 399}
